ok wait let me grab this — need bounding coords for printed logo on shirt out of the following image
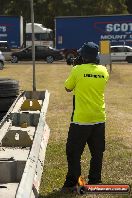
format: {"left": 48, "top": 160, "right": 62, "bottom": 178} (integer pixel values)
{"left": 84, "top": 74, "right": 104, "bottom": 78}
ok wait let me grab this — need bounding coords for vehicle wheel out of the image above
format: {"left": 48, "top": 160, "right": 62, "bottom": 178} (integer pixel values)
{"left": 126, "top": 56, "right": 132, "bottom": 63}
{"left": 11, "top": 56, "right": 18, "bottom": 63}
{"left": 0, "top": 61, "right": 4, "bottom": 70}
{"left": 46, "top": 55, "right": 54, "bottom": 63}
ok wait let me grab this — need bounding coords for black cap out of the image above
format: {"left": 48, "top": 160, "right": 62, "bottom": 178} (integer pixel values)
{"left": 77, "top": 42, "right": 99, "bottom": 62}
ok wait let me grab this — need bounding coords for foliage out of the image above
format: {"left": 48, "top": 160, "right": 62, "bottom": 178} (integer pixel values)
{"left": 126, "top": 0, "right": 132, "bottom": 13}
{"left": 0, "top": 0, "right": 129, "bottom": 30}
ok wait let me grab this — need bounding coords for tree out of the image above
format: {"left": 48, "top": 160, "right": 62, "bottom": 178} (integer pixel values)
{"left": 0, "top": 0, "right": 11, "bottom": 15}
{"left": 126, "top": 0, "right": 132, "bottom": 13}
{"left": 0, "top": 0, "right": 128, "bottom": 30}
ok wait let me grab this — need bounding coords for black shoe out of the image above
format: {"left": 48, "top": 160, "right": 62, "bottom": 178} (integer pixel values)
{"left": 88, "top": 180, "right": 102, "bottom": 185}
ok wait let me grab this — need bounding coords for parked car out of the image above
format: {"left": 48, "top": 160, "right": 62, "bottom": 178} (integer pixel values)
{"left": 11, "top": 45, "right": 64, "bottom": 63}
{"left": 0, "top": 41, "right": 12, "bottom": 61}
{"left": 0, "top": 51, "right": 5, "bottom": 69}
{"left": 111, "top": 45, "right": 132, "bottom": 63}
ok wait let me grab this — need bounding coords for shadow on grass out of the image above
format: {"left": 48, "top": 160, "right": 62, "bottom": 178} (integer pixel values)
{"left": 39, "top": 189, "right": 78, "bottom": 198}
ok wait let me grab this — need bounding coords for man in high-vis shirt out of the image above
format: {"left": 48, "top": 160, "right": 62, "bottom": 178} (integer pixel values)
{"left": 62, "top": 42, "right": 109, "bottom": 192}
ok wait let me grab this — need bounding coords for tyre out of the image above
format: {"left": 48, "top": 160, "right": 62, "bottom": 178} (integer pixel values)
{"left": 0, "top": 79, "right": 19, "bottom": 120}
{"left": 0, "top": 97, "right": 16, "bottom": 111}
{"left": 126, "top": 56, "right": 132, "bottom": 63}
{"left": 11, "top": 55, "right": 18, "bottom": 63}
{"left": 0, "top": 112, "right": 6, "bottom": 121}
{"left": 0, "top": 61, "right": 4, "bottom": 70}
{"left": 0, "top": 78, "right": 19, "bottom": 97}
{"left": 46, "top": 55, "right": 54, "bottom": 63}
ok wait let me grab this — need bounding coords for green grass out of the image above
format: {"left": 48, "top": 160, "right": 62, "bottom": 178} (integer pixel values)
{"left": 1, "top": 62, "right": 132, "bottom": 198}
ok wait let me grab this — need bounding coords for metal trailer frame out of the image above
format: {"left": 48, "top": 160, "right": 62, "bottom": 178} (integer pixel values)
{"left": 0, "top": 90, "right": 50, "bottom": 198}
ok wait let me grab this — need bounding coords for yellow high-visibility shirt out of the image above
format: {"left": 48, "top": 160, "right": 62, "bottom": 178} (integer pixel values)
{"left": 65, "top": 64, "right": 109, "bottom": 123}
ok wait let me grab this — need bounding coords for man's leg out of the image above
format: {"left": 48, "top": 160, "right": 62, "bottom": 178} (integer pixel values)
{"left": 63, "top": 123, "right": 90, "bottom": 187}
{"left": 87, "top": 123, "right": 105, "bottom": 184}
